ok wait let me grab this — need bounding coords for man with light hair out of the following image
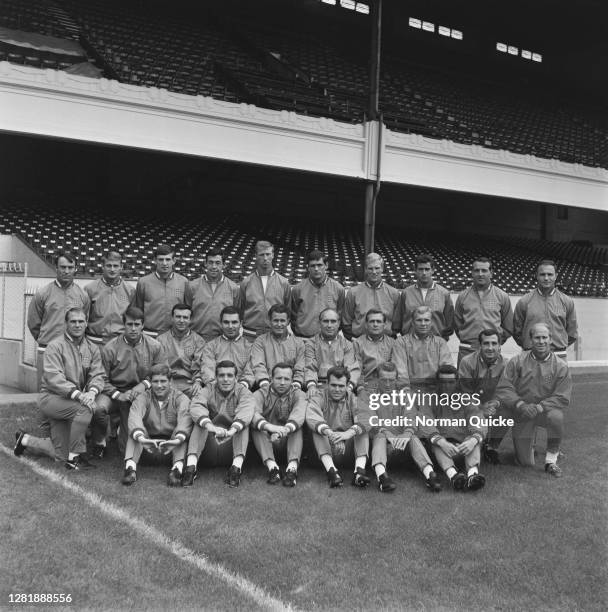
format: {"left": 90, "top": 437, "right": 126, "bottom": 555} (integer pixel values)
{"left": 85, "top": 251, "right": 134, "bottom": 346}
{"left": 495, "top": 322, "right": 572, "bottom": 477}
{"left": 342, "top": 253, "right": 400, "bottom": 340}
{"left": 393, "top": 254, "right": 454, "bottom": 340}
{"left": 290, "top": 250, "right": 345, "bottom": 338}
{"left": 238, "top": 240, "right": 291, "bottom": 341}
{"left": 513, "top": 260, "right": 577, "bottom": 361}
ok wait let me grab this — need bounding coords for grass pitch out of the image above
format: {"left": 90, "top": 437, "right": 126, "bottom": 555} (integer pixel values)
{"left": 1, "top": 377, "right": 607, "bottom": 611}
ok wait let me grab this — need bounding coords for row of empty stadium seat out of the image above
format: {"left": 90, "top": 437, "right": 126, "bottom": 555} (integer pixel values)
{"left": 1, "top": 203, "right": 606, "bottom": 297}
{"left": 1, "top": 0, "right": 604, "bottom": 167}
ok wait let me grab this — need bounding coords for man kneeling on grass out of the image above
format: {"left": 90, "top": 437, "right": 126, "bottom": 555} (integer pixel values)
{"left": 364, "top": 361, "right": 442, "bottom": 493}
{"left": 306, "top": 366, "right": 371, "bottom": 488}
{"left": 251, "top": 363, "right": 307, "bottom": 487}
{"left": 121, "top": 364, "right": 192, "bottom": 487}
{"left": 420, "top": 365, "right": 487, "bottom": 492}
{"left": 182, "top": 360, "right": 254, "bottom": 488}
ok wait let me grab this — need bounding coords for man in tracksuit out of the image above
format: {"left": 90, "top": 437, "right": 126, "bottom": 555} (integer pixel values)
{"left": 251, "top": 363, "right": 307, "bottom": 487}
{"left": 182, "top": 360, "right": 255, "bottom": 488}
{"left": 121, "top": 364, "right": 192, "bottom": 487}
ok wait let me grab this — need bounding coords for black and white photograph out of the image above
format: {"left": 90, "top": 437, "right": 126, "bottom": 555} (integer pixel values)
{"left": 1, "top": 0, "right": 606, "bottom": 610}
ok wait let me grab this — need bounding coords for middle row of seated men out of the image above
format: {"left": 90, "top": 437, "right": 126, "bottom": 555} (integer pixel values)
{"left": 19, "top": 298, "right": 571, "bottom": 492}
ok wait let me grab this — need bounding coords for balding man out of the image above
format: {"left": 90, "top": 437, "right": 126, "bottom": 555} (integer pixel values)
{"left": 513, "top": 260, "right": 578, "bottom": 361}
{"left": 495, "top": 323, "right": 572, "bottom": 477}
{"left": 342, "top": 253, "right": 400, "bottom": 340}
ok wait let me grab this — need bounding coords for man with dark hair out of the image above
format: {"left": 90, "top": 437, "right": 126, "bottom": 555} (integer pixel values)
{"left": 121, "top": 364, "right": 192, "bottom": 487}
{"left": 238, "top": 240, "right": 291, "bottom": 341}
{"left": 200, "top": 306, "right": 254, "bottom": 389}
{"left": 513, "top": 260, "right": 577, "bottom": 361}
{"left": 306, "top": 366, "right": 371, "bottom": 488}
{"left": 393, "top": 305, "right": 452, "bottom": 394}
{"left": 290, "top": 250, "right": 345, "bottom": 338}
{"left": 157, "top": 303, "right": 206, "bottom": 398}
{"left": 250, "top": 304, "right": 305, "bottom": 389}
{"left": 353, "top": 309, "right": 407, "bottom": 392}
{"left": 342, "top": 253, "right": 400, "bottom": 340}
{"left": 454, "top": 257, "right": 513, "bottom": 364}
{"left": 251, "top": 363, "right": 307, "bottom": 487}
{"left": 393, "top": 254, "right": 454, "bottom": 340}
{"left": 131, "top": 244, "right": 188, "bottom": 336}
{"left": 85, "top": 251, "right": 134, "bottom": 346}
{"left": 182, "top": 360, "right": 255, "bottom": 488}
{"left": 185, "top": 248, "right": 239, "bottom": 341}
{"left": 304, "top": 307, "right": 359, "bottom": 397}
{"left": 495, "top": 323, "right": 572, "bottom": 477}
{"left": 97, "top": 306, "right": 166, "bottom": 455}
{"left": 365, "top": 362, "right": 442, "bottom": 493}
{"left": 458, "top": 328, "right": 508, "bottom": 464}
{"left": 15, "top": 308, "right": 106, "bottom": 470}
{"left": 421, "top": 365, "right": 487, "bottom": 491}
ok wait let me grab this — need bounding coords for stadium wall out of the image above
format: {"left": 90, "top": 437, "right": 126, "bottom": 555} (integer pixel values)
{"left": 1, "top": 62, "right": 607, "bottom": 213}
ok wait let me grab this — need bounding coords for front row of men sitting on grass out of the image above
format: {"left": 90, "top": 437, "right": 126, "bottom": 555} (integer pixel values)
{"left": 14, "top": 306, "right": 572, "bottom": 490}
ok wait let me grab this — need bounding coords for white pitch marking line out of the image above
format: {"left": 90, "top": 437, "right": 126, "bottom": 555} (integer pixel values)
{"left": 1, "top": 444, "right": 297, "bottom": 612}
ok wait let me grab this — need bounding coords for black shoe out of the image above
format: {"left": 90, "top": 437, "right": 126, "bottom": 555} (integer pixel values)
{"left": 545, "top": 462, "right": 563, "bottom": 478}
{"left": 467, "top": 473, "right": 486, "bottom": 491}
{"left": 121, "top": 466, "right": 137, "bottom": 486}
{"left": 167, "top": 467, "right": 183, "bottom": 487}
{"left": 483, "top": 445, "right": 500, "bottom": 465}
{"left": 267, "top": 466, "right": 281, "bottom": 485}
{"left": 91, "top": 444, "right": 106, "bottom": 459}
{"left": 425, "top": 471, "right": 442, "bottom": 492}
{"left": 378, "top": 473, "right": 396, "bottom": 492}
{"left": 327, "top": 467, "right": 343, "bottom": 488}
{"left": 351, "top": 467, "right": 371, "bottom": 488}
{"left": 451, "top": 472, "right": 467, "bottom": 491}
{"left": 225, "top": 465, "right": 241, "bottom": 488}
{"left": 283, "top": 469, "right": 297, "bottom": 487}
{"left": 65, "top": 454, "right": 96, "bottom": 470}
{"left": 182, "top": 466, "right": 198, "bottom": 487}
{"left": 14, "top": 430, "right": 26, "bottom": 457}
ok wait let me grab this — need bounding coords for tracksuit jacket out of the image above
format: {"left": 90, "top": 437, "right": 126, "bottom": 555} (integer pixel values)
{"left": 85, "top": 277, "right": 134, "bottom": 343}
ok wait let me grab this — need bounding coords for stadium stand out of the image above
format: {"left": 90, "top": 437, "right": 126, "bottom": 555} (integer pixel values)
{"left": 0, "top": 0, "right": 605, "bottom": 167}
{"left": 1, "top": 202, "right": 606, "bottom": 296}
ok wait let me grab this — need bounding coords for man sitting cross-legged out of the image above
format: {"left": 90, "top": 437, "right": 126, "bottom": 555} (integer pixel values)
{"left": 364, "top": 362, "right": 442, "bottom": 493}
{"left": 182, "top": 360, "right": 254, "bottom": 488}
{"left": 121, "top": 364, "right": 192, "bottom": 487}
{"left": 420, "top": 365, "right": 487, "bottom": 492}
{"left": 306, "top": 366, "right": 371, "bottom": 488}
{"left": 251, "top": 363, "right": 307, "bottom": 487}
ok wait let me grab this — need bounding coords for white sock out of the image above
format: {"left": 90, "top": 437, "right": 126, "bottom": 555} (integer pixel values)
{"left": 354, "top": 456, "right": 366, "bottom": 472}
{"left": 266, "top": 459, "right": 279, "bottom": 471}
{"left": 186, "top": 454, "right": 198, "bottom": 468}
{"left": 68, "top": 452, "right": 78, "bottom": 461}
{"left": 374, "top": 464, "right": 386, "bottom": 478}
{"left": 172, "top": 461, "right": 183, "bottom": 474}
{"left": 467, "top": 466, "right": 478, "bottom": 477}
{"left": 446, "top": 466, "right": 457, "bottom": 479}
{"left": 22, "top": 433, "right": 31, "bottom": 446}
{"left": 545, "top": 450, "right": 559, "bottom": 464}
{"left": 321, "top": 454, "right": 335, "bottom": 471}
{"left": 232, "top": 455, "right": 244, "bottom": 469}
{"left": 125, "top": 459, "right": 137, "bottom": 470}
{"left": 96, "top": 441, "right": 107, "bottom": 448}
{"left": 286, "top": 460, "right": 298, "bottom": 472}
{"left": 422, "top": 464, "right": 434, "bottom": 479}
